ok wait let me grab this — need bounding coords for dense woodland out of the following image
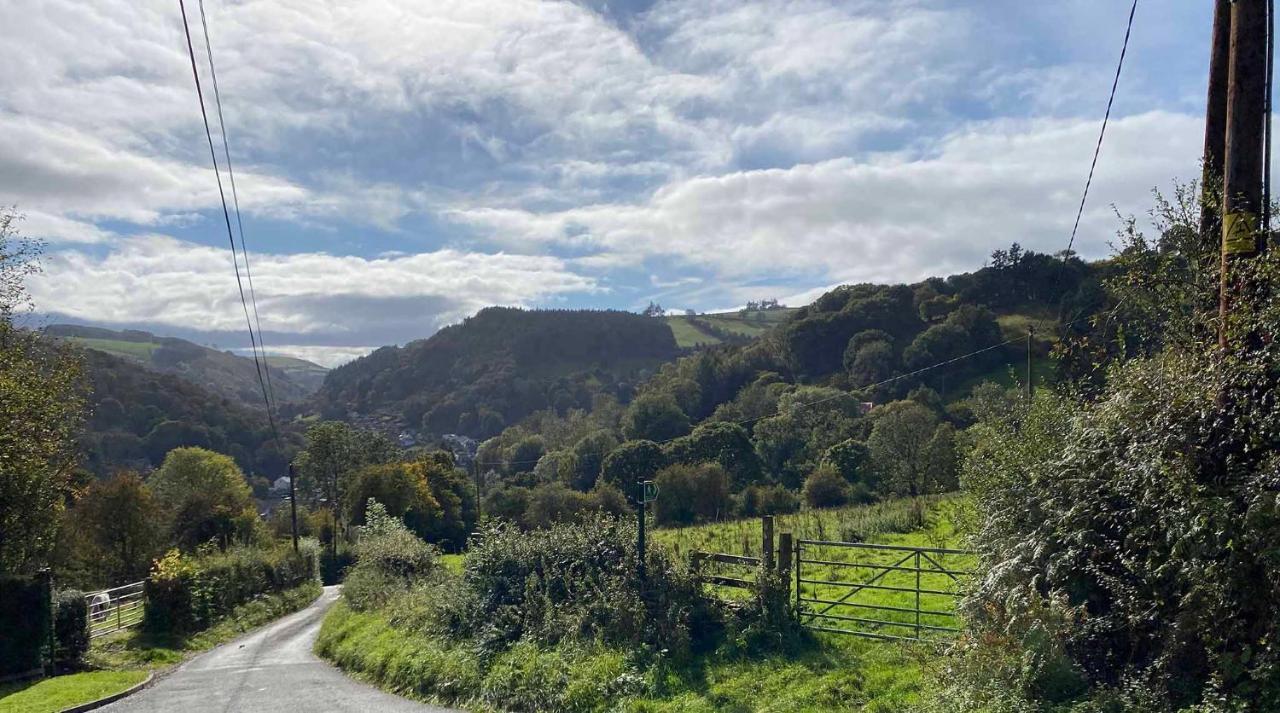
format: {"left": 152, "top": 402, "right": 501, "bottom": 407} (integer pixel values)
{"left": 472, "top": 244, "right": 1101, "bottom": 528}
{"left": 311, "top": 306, "right": 681, "bottom": 439}
{"left": 77, "top": 350, "right": 296, "bottom": 483}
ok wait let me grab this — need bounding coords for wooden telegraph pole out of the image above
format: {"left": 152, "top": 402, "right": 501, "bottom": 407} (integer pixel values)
{"left": 1203, "top": 0, "right": 1232, "bottom": 244}
{"left": 1219, "top": 0, "right": 1270, "bottom": 349}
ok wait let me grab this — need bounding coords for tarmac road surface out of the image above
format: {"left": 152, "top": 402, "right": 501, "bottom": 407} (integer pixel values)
{"left": 100, "top": 586, "right": 457, "bottom": 713}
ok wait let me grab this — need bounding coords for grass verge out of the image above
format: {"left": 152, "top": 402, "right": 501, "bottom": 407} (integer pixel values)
{"left": 0, "top": 670, "right": 149, "bottom": 713}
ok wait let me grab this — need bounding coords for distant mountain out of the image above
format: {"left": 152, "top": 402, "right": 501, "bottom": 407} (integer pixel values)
{"left": 46, "top": 324, "right": 327, "bottom": 408}
{"left": 311, "top": 307, "right": 682, "bottom": 439}
{"left": 78, "top": 349, "right": 298, "bottom": 479}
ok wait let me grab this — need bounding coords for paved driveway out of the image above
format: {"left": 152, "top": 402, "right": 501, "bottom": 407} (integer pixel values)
{"left": 101, "top": 586, "right": 458, "bottom": 713}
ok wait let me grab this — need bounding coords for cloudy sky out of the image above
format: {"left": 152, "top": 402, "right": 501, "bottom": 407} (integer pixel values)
{"left": 4, "top": 0, "right": 1211, "bottom": 366}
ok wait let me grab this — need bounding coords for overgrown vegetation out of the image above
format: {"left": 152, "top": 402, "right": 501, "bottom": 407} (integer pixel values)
{"left": 143, "top": 540, "right": 319, "bottom": 634}
{"left": 934, "top": 186, "right": 1280, "bottom": 711}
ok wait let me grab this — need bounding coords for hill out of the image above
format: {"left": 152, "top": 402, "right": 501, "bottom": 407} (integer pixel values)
{"left": 78, "top": 349, "right": 299, "bottom": 481}
{"left": 46, "top": 324, "right": 327, "bottom": 407}
{"left": 310, "top": 307, "right": 681, "bottom": 440}
{"left": 476, "top": 244, "right": 1102, "bottom": 496}
{"left": 664, "top": 308, "right": 798, "bottom": 348}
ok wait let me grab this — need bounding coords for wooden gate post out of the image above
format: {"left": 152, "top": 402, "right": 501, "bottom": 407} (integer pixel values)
{"left": 761, "top": 516, "right": 774, "bottom": 570}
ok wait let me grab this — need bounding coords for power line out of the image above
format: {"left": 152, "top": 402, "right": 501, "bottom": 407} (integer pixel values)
{"left": 1065, "top": 0, "right": 1139, "bottom": 258}
{"left": 197, "top": 0, "right": 279, "bottom": 415}
{"left": 177, "top": 0, "right": 279, "bottom": 439}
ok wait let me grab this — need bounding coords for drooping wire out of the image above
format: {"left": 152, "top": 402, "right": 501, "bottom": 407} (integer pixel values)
{"left": 196, "top": 0, "right": 279, "bottom": 415}
{"left": 177, "top": 0, "right": 280, "bottom": 438}
{"left": 1064, "top": 0, "right": 1139, "bottom": 258}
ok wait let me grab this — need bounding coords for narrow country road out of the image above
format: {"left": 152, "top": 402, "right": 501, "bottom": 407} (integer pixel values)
{"left": 101, "top": 586, "right": 458, "bottom": 713}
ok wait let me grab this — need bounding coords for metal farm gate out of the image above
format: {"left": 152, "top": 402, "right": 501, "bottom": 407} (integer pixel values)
{"left": 794, "top": 540, "right": 973, "bottom": 642}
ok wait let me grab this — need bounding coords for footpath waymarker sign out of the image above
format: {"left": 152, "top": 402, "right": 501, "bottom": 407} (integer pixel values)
{"left": 642, "top": 481, "right": 658, "bottom": 503}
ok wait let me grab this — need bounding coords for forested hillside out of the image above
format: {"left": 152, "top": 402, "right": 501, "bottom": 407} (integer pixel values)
{"left": 311, "top": 307, "right": 681, "bottom": 439}
{"left": 474, "top": 245, "right": 1102, "bottom": 526}
{"left": 79, "top": 349, "right": 298, "bottom": 482}
{"left": 46, "top": 324, "right": 327, "bottom": 406}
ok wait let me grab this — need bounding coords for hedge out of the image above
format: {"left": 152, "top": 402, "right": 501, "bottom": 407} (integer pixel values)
{"left": 0, "top": 575, "right": 50, "bottom": 676}
{"left": 53, "top": 589, "right": 89, "bottom": 667}
{"left": 143, "top": 541, "right": 319, "bottom": 634}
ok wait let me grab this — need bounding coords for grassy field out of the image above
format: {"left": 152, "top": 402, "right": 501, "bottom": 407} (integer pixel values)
{"left": 656, "top": 498, "right": 972, "bottom": 642}
{"left": 64, "top": 336, "right": 159, "bottom": 360}
{"left": 0, "top": 670, "right": 148, "bottom": 713}
{"left": 664, "top": 309, "right": 797, "bottom": 348}
{"left": 667, "top": 317, "right": 723, "bottom": 347}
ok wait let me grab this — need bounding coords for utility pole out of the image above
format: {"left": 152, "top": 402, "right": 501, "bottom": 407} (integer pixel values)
{"left": 1202, "top": 0, "right": 1232, "bottom": 245}
{"left": 287, "top": 462, "right": 299, "bottom": 552}
{"left": 1219, "top": 0, "right": 1270, "bottom": 348}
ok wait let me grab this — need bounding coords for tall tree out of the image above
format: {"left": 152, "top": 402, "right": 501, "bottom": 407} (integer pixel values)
{"left": 148, "top": 447, "right": 257, "bottom": 550}
{"left": 868, "top": 400, "right": 948, "bottom": 498}
{"left": 0, "top": 209, "right": 86, "bottom": 574}
{"left": 74, "top": 472, "right": 162, "bottom": 583}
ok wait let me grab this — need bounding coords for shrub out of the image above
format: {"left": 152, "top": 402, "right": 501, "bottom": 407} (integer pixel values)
{"left": 0, "top": 575, "right": 50, "bottom": 676}
{"left": 53, "top": 589, "right": 89, "bottom": 667}
{"left": 144, "top": 540, "right": 319, "bottom": 634}
{"left": 458, "top": 515, "right": 720, "bottom": 658}
{"left": 343, "top": 501, "right": 439, "bottom": 611}
{"left": 962, "top": 347, "right": 1280, "bottom": 708}
{"left": 652, "top": 463, "right": 731, "bottom": 526}
{"left": 802, "top": 466, "right": 851, "bottom": 509}
{"left": 737, "top": 484, "right": 800, "bottom": 517}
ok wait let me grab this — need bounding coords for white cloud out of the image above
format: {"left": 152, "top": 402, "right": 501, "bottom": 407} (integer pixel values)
{"left": 450, "top": 110, "right": 1202, "bottom": 284}
{"left": 29, "top": 235, "right": 598, "bottom": 339}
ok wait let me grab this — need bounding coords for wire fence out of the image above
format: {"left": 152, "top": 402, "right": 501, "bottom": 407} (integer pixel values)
{"left": 86, "top": 580, "right": 145, "bottom": 639}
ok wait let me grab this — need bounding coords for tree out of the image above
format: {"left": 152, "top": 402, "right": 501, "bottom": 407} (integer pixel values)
{"left": 847, "top": 341, "right": 895, "bottom": 388}
{"left": 344, "top": 462, "right": 439, "bottom": 537}
{"left": 664, "top": 421, "right": 762, "bottom": 488}
{"left": 623, "top": 393, "right": 691, "bottom": 442}
{"left": 506, "top": 436, "right": 546, "bottom": 475}
{"left": 73, "top": 472, "right": 162, "bottom": 583}
{"left": 295, "top": 422, "right": 399, "bottom": 554}
{"left": 568, "top": 430, "right": 619, "bottom": 491}
{"left": 0, "top": 209, "right": 87, "bottom": 574}
{"left": 803, "top": 466, "right": 851, "bottom": 509}
{"left": 652, "top": 463, "right": 731, "bottom": 526}
{"left": 867, "top": 400, "right": 944, "bottom": 497}
{"left": 148, "top": 447, "right": 258, "bottom": 550}
{"left": 821, "top": 439, "right": 871, "bottom": 485}
{"left": 599, "top": 440, "right": 666, "bottom": 497}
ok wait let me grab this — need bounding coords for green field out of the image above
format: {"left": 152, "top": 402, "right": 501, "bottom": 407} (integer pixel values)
{"left": 665, "top": 309, "right": 797, "bottom": 348}
{"left": 656, "top": 497, "right": 972, "bottom": 641}
{"left": 64, "top": 336, "right": 159, "bottom": 361}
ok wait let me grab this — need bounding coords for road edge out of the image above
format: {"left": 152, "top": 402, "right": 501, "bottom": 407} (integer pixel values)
{"left": 59, "top": 672, "right": 155, "bottom": 713}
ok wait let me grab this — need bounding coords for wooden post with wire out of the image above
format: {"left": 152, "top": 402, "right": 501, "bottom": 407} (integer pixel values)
{"left": 1219, "top": 0, "right": 1271, "bottom": 348}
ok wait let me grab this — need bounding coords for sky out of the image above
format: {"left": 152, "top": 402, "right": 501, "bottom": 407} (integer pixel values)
{"left": 2, "top": 0, "right": 1214, "bottom": 367}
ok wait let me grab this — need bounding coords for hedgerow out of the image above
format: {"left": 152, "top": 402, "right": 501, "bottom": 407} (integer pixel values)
{"left": 143, "top": 540, "right": 319, "bottom": 634}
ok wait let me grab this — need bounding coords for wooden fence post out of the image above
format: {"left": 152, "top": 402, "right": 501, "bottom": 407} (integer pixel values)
{"left": 777, "top": 531, "right": 792, "bottom": 582}
{"left": 761, "top": 516, "right": 774, "bottom": 570}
